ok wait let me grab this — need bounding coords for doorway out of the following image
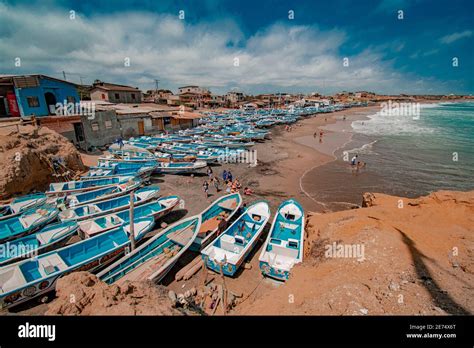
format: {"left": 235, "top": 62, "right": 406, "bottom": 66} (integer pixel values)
{"left": 44, "top": 92, "right": 57, "bottom": 115}
{"left": 73, "top": 122, "right": 85, "bottom": 143}
{"left": 138, "top": 120, "right": 145, "bottom": 135}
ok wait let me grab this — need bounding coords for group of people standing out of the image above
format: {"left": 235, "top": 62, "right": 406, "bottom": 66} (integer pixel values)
{"left": 202, "top": 167, "right": 253, "bottom": 198}
{"left": 313, "top": 129, "right": 324, "bottom": 143}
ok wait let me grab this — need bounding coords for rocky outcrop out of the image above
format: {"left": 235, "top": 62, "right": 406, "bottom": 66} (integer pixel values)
{"left": 46, "top": 272, "right": 181, "bottom": 315}
{"left": 0, "top": 125, "right": 85, "bottom": 199}
{"left": 237, "top": 190, "right": 474, "bottom": 315}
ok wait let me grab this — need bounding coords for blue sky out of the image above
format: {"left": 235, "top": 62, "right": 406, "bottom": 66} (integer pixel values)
{"left": 0, "top": 0, "right": 472, "bottom": 95}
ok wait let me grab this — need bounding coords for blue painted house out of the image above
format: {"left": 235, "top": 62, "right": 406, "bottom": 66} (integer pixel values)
{"left": 0, "top": 74, "right": 80, "bottom": 117}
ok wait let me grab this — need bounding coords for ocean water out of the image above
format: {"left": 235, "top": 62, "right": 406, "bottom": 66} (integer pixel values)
{"left": 304, "top": 102, "right": 474, "bottom": 210}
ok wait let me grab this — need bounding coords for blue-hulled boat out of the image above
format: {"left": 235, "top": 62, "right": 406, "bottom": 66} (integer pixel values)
{"left": 155, "top": 160, "right": 207, "bottom": 174}
{"left": 98, "top": 215, "right": 201, "bottom": 284}
{"left": 0, "top": 193, "right": 48, "bottom": 221}
{"left": 58, "top": 186, "right": 161, "bottom": 222}
{"left": 0, "top": 205, "right": 59, "bottom": 244}
{"left": 0, "top": 221, "right": 78, "bottom": 266}
{"left": 78, "top": 195, "right": 180, "bottom": 238}
{"left": 190, "top": 192, "right": 242, "bottom": 251}
{"left": 202, "top": 201, "right": 270, "bottom": 276}
{"left": 65, "top": 179, "right": 142, "bottom": 208}
{"left": 81, "top": 161, "right": 157, "bottom": 181}
{"left": 46, "top": 175, "right": 136, "bottom": 196}
{"left": 0, "top": 217, "right": 155, "bottom": 309}
{"left": 259, "top": 199, "right": 305, "bottom": 281}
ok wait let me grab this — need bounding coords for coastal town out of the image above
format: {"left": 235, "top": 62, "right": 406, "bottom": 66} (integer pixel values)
{"left": 0, "top": 72, "right": 472, "bottom": 319}
{"left": 0, "top": 74, "right": 469, "bottom": 153}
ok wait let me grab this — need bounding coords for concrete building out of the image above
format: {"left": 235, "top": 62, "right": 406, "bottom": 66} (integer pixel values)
{"left": 90, "top": 81, "right": 142, "bottom": 104}
{"left": 226, "top": 91, "right": 245, "bottom": 105}
{"left": 0, "top": 74, "right": 80, "bottom": 117}
{"left": 178, "top": 86, "right": 209, "bottom": 95}
{"left": 150, "top": 110, "right": 202, "bottom": 131}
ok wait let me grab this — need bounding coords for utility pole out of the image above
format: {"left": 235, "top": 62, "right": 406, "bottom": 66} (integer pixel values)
{"left": 129, "top": 190, "right": 136, "bottom": 251}
{"left": 154, "top": 79, "right": 160, "bottom": 92}
{"left": 62, "top": 71, "right": 67, "bottom": 81}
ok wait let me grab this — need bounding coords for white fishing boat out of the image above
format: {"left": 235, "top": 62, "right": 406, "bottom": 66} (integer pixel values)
{"left": 0, "top": 218, "right": 155, "bottom": 309}
{"left": 78, "top": 195, "right": 180, "bottom": 238}
{"left": 258, "top": 199, "right": 305, "bottom": 281}
{"left": 202, "top": 201, "right": 271, "bottom": 276}
{"left": 58, "top": 186, "right": 161, "bottom": 222}
{"left": 0, "top": 193, "right": 48, "bottom": 221}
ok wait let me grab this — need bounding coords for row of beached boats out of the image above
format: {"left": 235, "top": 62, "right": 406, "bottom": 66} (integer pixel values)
{"left": 0, "top": 185, "right": 305, "bottom": 309}
{"left": 97, "top": 195, "right": 305, "bottom": 284}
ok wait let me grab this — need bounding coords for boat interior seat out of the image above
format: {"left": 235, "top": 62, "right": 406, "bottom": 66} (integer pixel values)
{"left": 0, "top": 267, "right": 28, "bottom": 293}
{"left": 268, "top": 242, "right": 299, "bottom": 260}
{"left": 39, "top": 254, "right": 68, "bottom": 276}
{"left": 220, "top": 234, "right": 244, "bottom": 254}
{"left": 19, "top": 213, "right": 42, "bottom": 230}
{"left": 36, "top": 229, "right": 57, "bottom": 244}
{"left": 279, "top": 222, "right": 299, "bottom": 231}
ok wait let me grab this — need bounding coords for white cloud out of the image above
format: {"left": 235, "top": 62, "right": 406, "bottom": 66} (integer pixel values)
{"left": 440, "top": 30, "right": 473, "bottom": 44}
{"left": 0, "top": 2, "right": 446, "bottom": 94}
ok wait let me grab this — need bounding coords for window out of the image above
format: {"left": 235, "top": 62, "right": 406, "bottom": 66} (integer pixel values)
{"left": 115, "top": 93, "right": 120, "bottom": 99}
{"left": 105, "top": 120, "right": 112, "bottom": 129}
{"left": 66, "top": 96, "right": 76, "bottom": 103}
{"left": 163, "top": 117, "right": 171, "bottom": 125}
{"left": 91, "top": 122, "right": 99, "bottom": 131}
{"left": 27, "top": 96, "right": 40, "bottom": 107}
{"left": 101, "top": 93, "right": 106, "bottom": 99}
{"left": 131, "top": 93, "right": 136, "bottom": 100}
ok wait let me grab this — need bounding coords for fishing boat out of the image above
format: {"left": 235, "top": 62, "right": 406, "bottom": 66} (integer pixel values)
{"left": 64, "top": 179, "right": 142, "bottom": 208}
{"left": 258, "top": 199, "right": 305, "bottom": 281}
{"left": 156, "top": 160, "right": 207, "bottom": 174}
{"left": 58, "top": 186, "right": 161, "bottom": 222}
{"left": 81, "top": 162, "right": 157, "bottom": 182}
{"left": 202, "top": 201, "right": 270, "bottom": 276}
{"left": 98, "top": 215, "right": 201, "bottom": 284}
{"left": 0, "top": 221, "right": 78, "bottom": 266}
{"left": 0, "top": 218, "right": 155, "bottom": 309}
{"left": 46, "top": 176, "right": 136, "bottom": 196}
{"left": 190, "top": 192, "right": 242, "bottom": 251}
{"left": 78, "top": 195, "right": 180, "bottom": 238}
{"left": 0, "top": 205, "right": 59, "bottom": 244}
{"left": 0, "top": 193, "right": 48, "bottom": 221}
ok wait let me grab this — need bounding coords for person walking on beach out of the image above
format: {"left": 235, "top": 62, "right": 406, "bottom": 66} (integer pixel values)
{"left": 227, "top": 170, "right": 233, "bottom": 182}
{"left": 213, "top": 177, "right": 221, "bottom": 192}
{"left": 351, "top": 154, "right": 358, "bottom": 166}
{"left": 116, "top": 137, "right": 124, "bottom": 149}
{"left": 207, "top": 166, "right": 213, "bottom": 179}
{"left": 203, "top": 181, "right": 209, "bottom": 198}
{"left": 313, "top": 131, "right": 317, "bottom": 139}
{"left": 319, "top": 130, "right": 324, "bottom": 143}
{"left": 222, "top": 169, "right": 228, "bottom": 181}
